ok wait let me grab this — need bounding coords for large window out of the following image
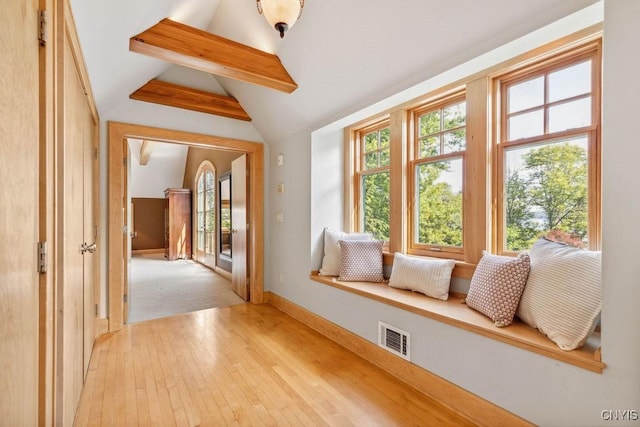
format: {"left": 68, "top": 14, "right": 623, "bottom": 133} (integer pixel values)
{"left": 411, "top": 97, "right": 466, "bottom": 255}
{"left": 496, "top": 46, "right": 600, "bottom": 253}
{"left": 355, "top": 123, "right": 391, "bottom": 242}
{"left": 347, "top": 39, "right": 601, "bottom": 273}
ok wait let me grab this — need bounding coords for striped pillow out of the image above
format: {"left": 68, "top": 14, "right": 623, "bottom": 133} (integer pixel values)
{"left": 516, "top": 238, "right": 602, "bottom": 351}
{"left": 338, "top": 240, "right": 384, "bottom": 282}
{"left": 388, "top": 253, "right": 455, "bottom": 301}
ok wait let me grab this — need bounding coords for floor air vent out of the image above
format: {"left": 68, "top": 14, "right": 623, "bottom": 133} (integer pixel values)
{"left": 378, "top": 321, "right": 410, "bottom": 361}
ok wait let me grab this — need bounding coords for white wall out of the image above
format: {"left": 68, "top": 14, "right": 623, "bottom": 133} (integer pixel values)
{"left": 268, "top": 3, "right": 640, "bottom": 425}
{"left": 600, "top": 0, "right": 640, "bottom": 416}
{"left": 128, "top": 139, "right": 189, "bottom": 198}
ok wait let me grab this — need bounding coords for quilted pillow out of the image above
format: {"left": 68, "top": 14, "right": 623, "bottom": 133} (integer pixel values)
{"left": 466, "top": 252, "right": 531, "bottom": 327}
{"left": 338, "top": 240, "right": 384, "bottom": 282}
{"left": 388, "top": 253, "right": 455, "bottom": 301}
{"left": 517, "top": 238, "right": 602, "bottom": 350}
{"left": 319, "top": 228, "right": 371, "bottom": 276}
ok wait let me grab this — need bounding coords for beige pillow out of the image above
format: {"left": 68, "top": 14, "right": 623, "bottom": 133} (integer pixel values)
{"left": 517, "top": 238, "right": 602, "bottom": 350}
{"left": 319, "top": 228, "right": 371, "bottom": 276}
{"left": 466, "top": 252, "right": 531, "bottom": 327}
{"left": 338, "top": 240, "right": 384, "bottom": 282}
{"left": 388, "top": 252, "right": 455, "bottom": 301}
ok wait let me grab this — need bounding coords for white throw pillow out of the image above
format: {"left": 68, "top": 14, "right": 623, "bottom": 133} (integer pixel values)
{"left": 388, "top": 252, "right": 455, "bottom": 301}
{"left": 319, "top": 228, "right": 371, "bottom": 276}
{"left": 516, "top": 238, "right": 602, "bottom": 351}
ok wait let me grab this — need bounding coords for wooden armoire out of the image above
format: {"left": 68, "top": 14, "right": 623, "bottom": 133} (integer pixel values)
{"left": 164, "top": 188, "right": 192, "bottom": 260}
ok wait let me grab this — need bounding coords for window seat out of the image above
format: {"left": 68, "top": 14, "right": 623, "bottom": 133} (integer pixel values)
{"left": 309, "top": 272, "right": 604, "bottom": 373}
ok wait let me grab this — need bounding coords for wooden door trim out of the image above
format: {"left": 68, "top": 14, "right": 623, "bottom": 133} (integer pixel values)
{"left": 107, "top": 121, "right": 264, "bottom": 331}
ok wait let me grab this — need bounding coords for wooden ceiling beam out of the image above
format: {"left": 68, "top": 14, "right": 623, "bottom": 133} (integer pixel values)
{"left": 139, "top": 140, "right": 155, "bottom": 165}
{"left": 130, "top": 19, "right": 298, "bottom": 93}
{"left": 130, "top": 79, "right": 252, "bottom": 121}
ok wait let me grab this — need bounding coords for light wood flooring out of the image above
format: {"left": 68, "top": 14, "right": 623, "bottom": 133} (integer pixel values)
{"left": 75, "top": 304, "right": 475, "bottom": 426}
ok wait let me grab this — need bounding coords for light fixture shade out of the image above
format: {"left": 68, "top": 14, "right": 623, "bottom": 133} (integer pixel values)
{"left": 257, "top": 0, "right": 303, "bottom": 38}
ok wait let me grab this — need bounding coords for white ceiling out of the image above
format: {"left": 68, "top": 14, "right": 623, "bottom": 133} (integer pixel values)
{"left": 70, "top": 0, "right": 599, "bottom": 144}
{"left": 128, "top": 139, "right": 189, "bottom": 198}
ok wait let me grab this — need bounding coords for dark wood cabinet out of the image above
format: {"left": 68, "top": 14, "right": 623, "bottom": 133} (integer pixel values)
{"left": 164, "top": 188, "right": 192, "bottom": 260}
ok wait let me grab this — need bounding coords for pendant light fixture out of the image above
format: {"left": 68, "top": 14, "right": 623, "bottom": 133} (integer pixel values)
{"left": 256, "top": 0, "right": 304, "bottom": 39}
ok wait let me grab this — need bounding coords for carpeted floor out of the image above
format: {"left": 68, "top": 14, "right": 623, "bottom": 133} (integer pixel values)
{"left": 128, "top": 253, "right": 245, "bottom": 323}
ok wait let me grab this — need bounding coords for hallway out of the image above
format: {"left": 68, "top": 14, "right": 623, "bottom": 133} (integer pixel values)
{"left": 128, "top": 254, "right": 244, "bottom": 323}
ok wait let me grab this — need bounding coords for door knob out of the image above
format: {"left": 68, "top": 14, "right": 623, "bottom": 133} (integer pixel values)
{"left": 81, "top": 242, "right": 97, "bottom": 254}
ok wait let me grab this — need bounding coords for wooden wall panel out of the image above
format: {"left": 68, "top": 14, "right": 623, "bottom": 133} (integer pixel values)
{"left": 0, "top": 0, "right": 40, "bottom": 425}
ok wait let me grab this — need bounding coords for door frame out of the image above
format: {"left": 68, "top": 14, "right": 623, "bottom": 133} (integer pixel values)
{"left": 107, "top": 121, "right": 264, "bottom": 331}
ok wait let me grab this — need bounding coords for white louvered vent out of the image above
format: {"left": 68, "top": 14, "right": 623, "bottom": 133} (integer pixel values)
{"left": 378, "top": 321, "right": 410, "bottom": 361}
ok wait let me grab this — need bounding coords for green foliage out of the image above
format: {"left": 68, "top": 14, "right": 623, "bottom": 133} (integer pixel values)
{"left": 418, "top": 102, "right": 466, "bottom": 158}
{"left": 505, "top": 169, "right": 538, "bottom": 251}
{"left": 416, "top": 161, "right": 462, "bottom": 246}
{"left": 362, "top": 171, "right": 390, "bottom": 241}
{"left": 363, "top": 128, "right": 390, "bottom": 170}
{"left": 506, "top": 142, "right": 588, "bottom": 250}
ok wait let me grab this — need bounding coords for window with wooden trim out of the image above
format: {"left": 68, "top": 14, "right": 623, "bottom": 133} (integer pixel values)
{"left": 409, "top": 96, "right": 466, "bottom": 257}
{"left": 354, "top": 123, "right": 391, "bottom": 242}
{"left": 346, "top": 38, "right": 601, "bottom": 272}
{"left": 494, "top": 43, "right": 601, "bottom": 253}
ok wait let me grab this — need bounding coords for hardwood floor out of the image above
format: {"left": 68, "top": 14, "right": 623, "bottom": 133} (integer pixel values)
{"left": 74, "top": 304, "right": 475, "bottom": 426}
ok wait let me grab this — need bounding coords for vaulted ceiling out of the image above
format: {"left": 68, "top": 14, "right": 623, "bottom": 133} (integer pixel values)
{"left": 70, "top": 0, "right": 599, "bottom": 145}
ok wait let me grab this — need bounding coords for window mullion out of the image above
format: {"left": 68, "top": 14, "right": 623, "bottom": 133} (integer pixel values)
{"left": 389, "top": 109, "right": 406, "bottom": 254}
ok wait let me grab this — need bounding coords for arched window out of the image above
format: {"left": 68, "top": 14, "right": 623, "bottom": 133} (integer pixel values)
{"left": 195, "top": 161, "right": 216, "bottom": 268}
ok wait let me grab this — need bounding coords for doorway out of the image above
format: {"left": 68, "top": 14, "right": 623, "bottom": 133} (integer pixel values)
{"left": 108, "top": 122, "right": 264, "bottom": 332}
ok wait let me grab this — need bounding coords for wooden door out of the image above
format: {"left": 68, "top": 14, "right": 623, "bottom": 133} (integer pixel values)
{"left": 231, "top": 155, "right": 249, "bottom": 300}
{"left": 0, "top": 0, "right": 40, "bottom": 424}
{"left": 57, "top": 31, "right": 98, "bottom": 427}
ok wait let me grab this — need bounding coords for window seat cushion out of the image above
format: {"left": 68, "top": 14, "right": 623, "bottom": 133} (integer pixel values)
{"left": 309, "top": 271, "right": 603, "bottom": 373}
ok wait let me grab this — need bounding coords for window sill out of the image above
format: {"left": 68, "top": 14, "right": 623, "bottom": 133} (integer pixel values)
{"left": 309, "top": 272, "right": 604, "bottom": 373}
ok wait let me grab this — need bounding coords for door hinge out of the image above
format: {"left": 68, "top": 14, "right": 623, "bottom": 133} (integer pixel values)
{"left": 123, "top": 294, "right": 128, "bottom": 304}
{"left": 94, "top": 147, "right": 98, "bottom": 160}
{"left": 37, "top": 241, "right": 48, "bottom": 274}
{"left": 95, "top": 304, "right": 99, "bottom": 317}
{"left": 123, "top": 157, "right": 127, "bottom": 167}
{"left": 38, "top": 10, "right": 47, "bottom": 46}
